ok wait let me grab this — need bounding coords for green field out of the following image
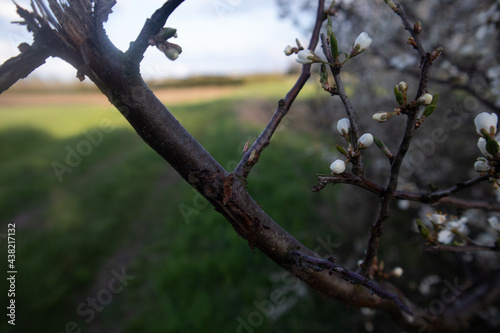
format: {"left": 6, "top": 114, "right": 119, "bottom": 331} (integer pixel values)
{"left": 0, "top": 78, "right": 366, "bottom": 332}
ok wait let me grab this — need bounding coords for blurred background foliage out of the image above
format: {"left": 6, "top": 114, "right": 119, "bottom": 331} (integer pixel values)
{"left": 1, "top": 0, "right": 500, "bottom": 332}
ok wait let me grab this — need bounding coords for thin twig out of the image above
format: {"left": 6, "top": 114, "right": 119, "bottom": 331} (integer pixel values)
{"left": 422, "top": 244, "right": 499, "bottom": 252}
{"left": 126, "top": 0, "right": 184, "bottom": 64}
{"left": 313, "top": 173, "right": 499, "bottom": 211}
{"left": 289, "top": 250, "right": 412, "bottom": 315}
{"left": 234, "top": 0, "right": 327, "bottom": 179}
{"left": 319, "top": 32, "right": 364, "bottom": 177}
{"left": 359, "top": 2, "right": 436, "bottom": 276}
{"left": 391, "top": 3, "right": 425, "bottom": 57}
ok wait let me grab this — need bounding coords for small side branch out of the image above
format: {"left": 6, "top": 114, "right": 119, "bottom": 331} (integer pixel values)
{"left": 0, "top": 43, "right": 51, "bottom": 93}
{"left": 423, "top": 244, "right": 499, "bottom": 252}
{"left": 389, "top": 2, "right": 425, "bottom": 57}
{"left": 126, "top": 0, "right": 184, "bottom": 64}
{"left": 289, "top": 250, "right": 412, "bottom": 315}
{"left": 234, "top": 0, "right": 327, "bottom": 179}
{"left": 314, "top": 173, "right": 499, "bottom": 211}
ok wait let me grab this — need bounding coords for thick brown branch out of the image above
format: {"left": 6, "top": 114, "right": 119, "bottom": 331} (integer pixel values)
{"left": 126, "top": 0, "right": 184, "bottom": 64}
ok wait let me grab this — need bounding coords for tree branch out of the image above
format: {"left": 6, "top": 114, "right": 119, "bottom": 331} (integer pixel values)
{"left": 0, "top": 42, "right": 51, "bottom": 93}
{"left": 289, "top": 251, "right": 412, "bottom": 314}
{"left": 359, "top": 2, "right": 438, "bottom": 277}
{"left": 313, "top": 173, "right": 500, "bottom": 211}
{"left": 422, "top": 244, "right": 499, "bottom": 252}
{"left": 126, "top": 0, "right": 185, "bottom": 64}
{"left": 234, "top": 0, "right": 326, "bottom": 179}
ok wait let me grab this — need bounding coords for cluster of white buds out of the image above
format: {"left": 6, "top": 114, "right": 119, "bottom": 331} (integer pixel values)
{"left": 148, "top": 27, "right": 182, "bottom": 61}
{"left": 329, "top": 118, "right": 374, "bottom": 174}
{"left": 473, "top": 112, "right": 500, "bottom": 190}
{"left": 416, "top": 213, "right": 470, "bottom": 245}
{"left": 373, "top": 80, "right": 438, "bottom": 126}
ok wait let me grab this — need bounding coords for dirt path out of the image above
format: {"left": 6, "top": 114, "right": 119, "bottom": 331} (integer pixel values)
{"left": 0, "top": 86, "right": 239, "bottom": 107}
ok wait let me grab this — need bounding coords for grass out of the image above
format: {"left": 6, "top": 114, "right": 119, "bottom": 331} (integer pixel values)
{"left": 0, "top": 79, "right": 357, "bottom": 333}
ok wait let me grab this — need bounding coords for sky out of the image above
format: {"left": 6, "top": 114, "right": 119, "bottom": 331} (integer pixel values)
{"left": 0, "top": 0, "right": 310, "bottom": 82}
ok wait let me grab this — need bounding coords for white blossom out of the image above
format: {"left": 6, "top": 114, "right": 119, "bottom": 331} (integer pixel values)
{"left": 428, "top": 213, "right": 447, "bottom": 225}
{"left": 337, "top": 118, "right": 351, "bottom": 135}
{"left": 296, "top": 50, "right": 316, "bottom": 64}
{"left": 438, "top": 229, "right": 454, "bottom": 244}
{"left": 330, "top": 159, "right": 346, "bottom": 174}
{"left": 391, "top": 267, "right": 403, "bottom": 278}
{"left": 351, "top": 32, "right": 372, "bottom": 56}
{"left": 488, "top": 216, "right": 500, "bottom": 231}
{"left": 474, "top": 157, "right": 491, "bottom": 172}
{"left": 284, "top": 45, "right": 293, "bottom": 56}
{"left": 358, "top": 133, "right": 374, "bottom": 149}
{"left": 447, "top": 217, "right": 469, "bottom": 235}
{"left": 474, "top": 112, "right": 498, "bottom": 137}
{"left": 417, "top": 93, "right": 433, "bottom": 106}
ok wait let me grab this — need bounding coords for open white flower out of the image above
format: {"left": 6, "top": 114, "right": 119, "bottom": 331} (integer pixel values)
{"left": 428, "top": 213, "right": 446, "bottom": 225}
{"left": 337, "top": 118, "right": 351, "bottom": 135}
{"left": 447, "top": 217, "right": 469, "bottom": 235}
{"left": 351, "top": 32, "right": 372, "bottom": 57}
{"left": 330, "top": 159, "right": 346, "bottom": 174}
{"left": 358, "top": 133, "right": 374, "bottom": 149}
{"left": 474, "top": 112, "right": 498, "bottom": 137}
{"left": 438, "top": 217, "right": 469, "bottom": 244}
{"left": 438, "top": 229, "right": 453, "bottom": 244}
{"left": 296, "top": 50, "right": 316, "bottom": 64}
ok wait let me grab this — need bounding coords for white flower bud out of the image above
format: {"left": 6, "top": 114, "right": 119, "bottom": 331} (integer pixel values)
{"left": 284, "top": 45, "right": 293, "bottom": 56}
{"left": 474, "top": 157, "right": 491, "bottom": 172}
{"left": 474, "top": 112, "right": 498, "bottom": 137}
{"left": 296, "top": 50, "right": 316, "bottom": 64}
{"left": 391, "top": 267, "right": 403, "bottom": 278}
{"left": 397, "top": 81, "right": 408, "bottom": 92}
{"left": 351, "top": 32, "right": 372, "bottom": 56}
{"left": 337, "top": 118, "right": 351, "bottom": 135}
{"left": 358, "top": 133, "right": 374, "bottom": 149}
{"left": 372, "top": 111, "right": 392, "bottom": 123}
{"left": 330, "top": 159, "right": 346, "bottom": 174}
{"left": 417, "top": 93, "right": 433, "bottom": 106}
